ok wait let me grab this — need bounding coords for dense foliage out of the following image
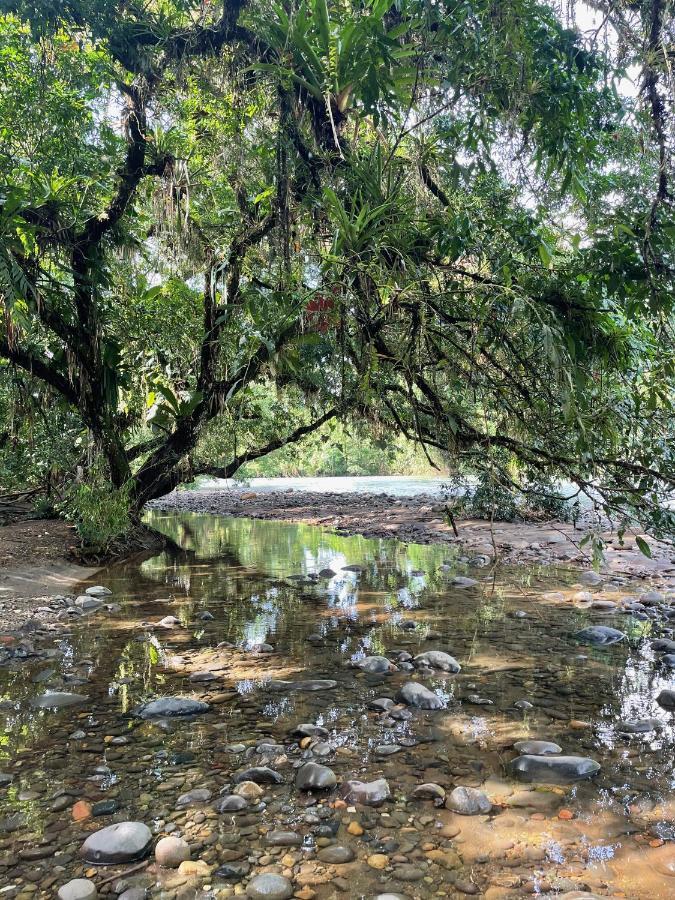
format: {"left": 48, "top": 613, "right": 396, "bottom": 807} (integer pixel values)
{"left": 0, "top": 0, "right": 674, "bottom": 545}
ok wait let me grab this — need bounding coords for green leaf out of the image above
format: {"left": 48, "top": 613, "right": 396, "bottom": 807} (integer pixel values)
{"left": 635, "top": 536, "right": 652, "bottom": 558}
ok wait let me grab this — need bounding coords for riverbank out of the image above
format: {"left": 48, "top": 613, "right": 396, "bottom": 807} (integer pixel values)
{"left": 149, "top": 487, "right": 675, "bottom": 581}
{"left": 0, "top": 519, "right": 101, "bottom": 631}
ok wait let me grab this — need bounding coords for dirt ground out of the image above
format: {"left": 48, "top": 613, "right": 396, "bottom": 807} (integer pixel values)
{"left": 0, "top": 519, "right": 100, "bottom": 628}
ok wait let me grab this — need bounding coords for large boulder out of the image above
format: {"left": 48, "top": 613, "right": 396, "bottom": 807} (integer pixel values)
{"left": 233, "top": 767, "right": 284, "bottom": 784}
{"left": 656, "top": 689, "right": 675, "bottom": 710}
{"left": 58, "top": 880, "right": 97, "bottom": 900}
{"left": 155, "top": 836, "right": 190, "bottom": 868}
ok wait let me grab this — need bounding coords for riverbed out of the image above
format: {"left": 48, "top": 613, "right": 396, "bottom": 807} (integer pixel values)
{"left": 1, "top": 512, "right": 675, "bottom": 899}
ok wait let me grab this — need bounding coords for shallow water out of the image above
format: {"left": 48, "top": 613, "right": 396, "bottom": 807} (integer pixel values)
{"left": 0, "top": 513, "right": 674, "bottom": 899}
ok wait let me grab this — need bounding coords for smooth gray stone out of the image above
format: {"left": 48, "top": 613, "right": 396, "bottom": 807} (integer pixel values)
{"left": 579, "top": 571, "right": 603, "bottom": 586}
{"left": 80, "top": 821, "right": 152, "bottom": 865}
{"left": 339, "top": 778, "right": 390, "bottom": 807}
{"left": 175, "top": 787, "right": 211, "bottom": 807}
{"left": 397, "top": 682, "right": 443, "bottom": 710}
{"left": 445, "top": 786, "right": 491, "bottom": 815}
{"left": 616, "top": 718, "right": 662, "bottom": 734}
{"left": 295, "top": 762, "right": 337, "bottom": 790}
{"left": 513, "top": 740, "right": 562, "bottom": 756}
{"left": 75, "top": 596, "right": 104, "bottom": 611}
{"left": 216, "top": 795, "right": 248, "bottom": 812}
{"left": 651, "top": 639, "right": 675, "bottom": 652}
{"left": 373, "top": 896, "right": 409, "bottom": 900}
{"left": 356, "top": 656, "right": 395, "bottom": 674}
{"left": 656, "top": 689, "right": 675, "bottom": 710}
{"left": 413, "top": 651, "right": 461, "bottom": 673}
{"left": 30, "top": 691, "right": 88, "bottom": 709}
{"left": 317, "top": 845, "right": 355, "bottom": 864}
{"left": 573, "top": 626, "right": 625, "bottom": 646}
{"left": 375, "top": 744, "right": 401, "bottom": 756}
{"left": 410, "top": 783, "right": 445, "bottom": 801}
{"left": 85, "top": 586, "right": 112, "bottom": 596}
{"left": 510, "top": 754, "right": 600, "bottom": 784}
{"left": 132, "top": 697, "right": 210, "bottom": 718}
{"left": 265, "top": 831, "right": 302, "bottom": 847}
{"left": 58, "top": 879, "right": 97, "bottom": 900}
{"left": 289, "top": 723, "right": 329, "bottom": 738}
{"left": 661, "top": 654, "right": 675, "bottom": 667}
{"left": 267, "top": 679, "right": 338, "bottom": 692}
{"left": 368, "top": 698, "right": 395, "bottom": 712}
{"left": 245, "top": 873, "right": 294, "bottom": 900}
{"left": 233, "top": 767, "right": 284, "bottom": 784}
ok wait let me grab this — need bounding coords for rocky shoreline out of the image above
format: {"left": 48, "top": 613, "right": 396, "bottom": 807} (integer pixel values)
{"left": 148, "top": 487, "right": 675, "bottom": 583}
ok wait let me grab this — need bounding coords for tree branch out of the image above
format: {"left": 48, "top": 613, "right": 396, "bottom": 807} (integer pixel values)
{"left": 194, "top": 408, "right": 338, "bottom": 480}
{"left": 0, "top": 339, "right": 79, "bottom": 405}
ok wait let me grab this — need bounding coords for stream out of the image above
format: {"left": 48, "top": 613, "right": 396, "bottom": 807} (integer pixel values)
{"left": 1, "top": 512, "right": 675, "bottom": 899}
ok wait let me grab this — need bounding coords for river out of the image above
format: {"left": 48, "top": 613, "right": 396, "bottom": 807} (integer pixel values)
{"left": 0, "top": 512, "right": 674, "bottom": 898}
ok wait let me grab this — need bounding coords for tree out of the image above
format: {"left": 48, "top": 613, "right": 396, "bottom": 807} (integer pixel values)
{"left": 0, "top": 0, "right": 673, "bottom": 542}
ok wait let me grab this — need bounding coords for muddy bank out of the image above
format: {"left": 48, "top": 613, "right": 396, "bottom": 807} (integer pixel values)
{"left": 149, "top": 487, "right": 675, "bottom": 582}
{"left": 0, "top": 519, "right": 168, "bottom": 633}
{"left": 0, "top": 520, "right": 100, "bottom": 631}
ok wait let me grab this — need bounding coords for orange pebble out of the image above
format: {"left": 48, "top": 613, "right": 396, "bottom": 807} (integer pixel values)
{"left": 71, "top": 800, "right": 92, "bottom": 822}
{"left": 649, "top": 839, "right": 664, "bottom": 848}
{"left": 558, "top": 809, "right": 574, "bottom": 820}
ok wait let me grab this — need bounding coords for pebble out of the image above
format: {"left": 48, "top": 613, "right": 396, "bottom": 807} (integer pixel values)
{"left": 445, "top": 786, "right": 491, "bottom": 815}
{"left": 340, "top": 778, "right": 391, "bottom": 806}
{"left": 245, "top": 873, "right": 294, "bottom": 899}
{"left": 295, "top": 762, "right": 337, "bottom": 790}
{"left": 317, "top": 846, "right": 355, "bottom": 864}
{"left": 397, "top": 682, "right": 444, "bottom": 710}
{"left": 80, "top": 821, "right": 153, "bottom": 864}
{"left": 510, "top": 754, "right": 600, "bottom": 783}
{"left": 155, "top": 835, "right": 190, "bottom": 867}
{"left": 58, "top": 880, "right": 97, "bottom": 900}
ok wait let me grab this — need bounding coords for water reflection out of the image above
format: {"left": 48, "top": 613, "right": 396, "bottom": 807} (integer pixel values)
{"left": 0, "top": 512, "right": 673, "bottom": 897}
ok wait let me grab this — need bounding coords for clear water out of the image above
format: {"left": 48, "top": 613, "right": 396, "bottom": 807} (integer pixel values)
{"left": 0, "top": 512, "right": 673, "bottom": 898}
